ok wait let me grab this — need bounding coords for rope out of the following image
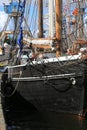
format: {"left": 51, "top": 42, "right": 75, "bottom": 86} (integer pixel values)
{"left": 0, "top": 70, "right": 22, "bottom": 97}
{"left": 44, "top": 79, "right": 74, "bottom": 93}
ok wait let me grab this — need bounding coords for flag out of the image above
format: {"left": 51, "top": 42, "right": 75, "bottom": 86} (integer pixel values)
{"left": 17, "top": 27, "right": 23, "bottom": 54}
{"left": 72, "top": 8, "right": 79, "bottom": 15}
{"left": 17, "top": 0, "right": 26, "bottom": 54}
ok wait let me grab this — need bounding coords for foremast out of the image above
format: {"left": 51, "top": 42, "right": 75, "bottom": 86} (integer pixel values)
{"left": 38, "top": 0, "right": 43, "bottom": 38}
{"left": 23, "top": 0, "right": 62, "bottom": 54}
{"left": 37, "top": 0, "right": 62, "bottom": 55}
{"left": 55, "top": 0, "right": 62, "bottom": 56}
{"left": 48, "top": 0, "right": 55, "bottom": 37}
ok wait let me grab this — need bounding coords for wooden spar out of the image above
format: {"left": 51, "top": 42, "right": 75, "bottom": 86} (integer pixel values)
{"left": 23, "top": 37, "right": 52, "bottom": 49}
{"left": 55, "top": 0, "right": 62, "bottom": 56}
{"left": 55, "top": 0, "right": 62, "bottom": 41}
{"left": 38, "top": 0, "right": 43, "bottom": 38}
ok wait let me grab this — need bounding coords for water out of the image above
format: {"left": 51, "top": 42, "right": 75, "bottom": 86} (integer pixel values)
{"left": 5, "top": 109, "right": 87, "bottom": 130}
{"left": 0, "top": 79, "right": 87, "bottom": 130}
{"left": 4, "top": 99, "right": 87, "bottom": 130}
{"left": 6, "top": 111, "right": 87, "bottom": 130}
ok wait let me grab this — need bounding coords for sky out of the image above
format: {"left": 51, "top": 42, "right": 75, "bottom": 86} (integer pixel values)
{"left": 0, "top": 0, "right": 28, "bottom": 31}
{"left": 0, "top": 0, "right": 21, "bottom": 31}
{"left": 0, "top": 0, "right": 9, "bottom": 31}
{"left": 0, "top": 0, "right": 9, "bottom": 5}
{"left": 0, "top": 0, "right": 87, "bottom": 32}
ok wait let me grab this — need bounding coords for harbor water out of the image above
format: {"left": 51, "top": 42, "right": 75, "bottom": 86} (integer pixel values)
{"left": 6, "top": 109, "right": 87, "bottom": 130}
{"left": 5, "top": 101, "right": 87, "bottom": 130}
{"left": 0, "top": 79, "right": 87, "bottom": 130}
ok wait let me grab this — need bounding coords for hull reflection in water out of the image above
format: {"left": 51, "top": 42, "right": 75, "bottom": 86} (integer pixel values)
{"left": 3, "top": 94, "right": 87, "bottom": 130}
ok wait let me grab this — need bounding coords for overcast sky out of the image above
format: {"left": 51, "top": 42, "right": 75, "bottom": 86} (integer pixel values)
{"left": 0, "top": 1, "right": 8, "bottom": 31}
{"left": 0, "top": 0, "right": 86, "bottom": 31}
{"left": 0, "top": 0, "right": 10, "bottom": 5}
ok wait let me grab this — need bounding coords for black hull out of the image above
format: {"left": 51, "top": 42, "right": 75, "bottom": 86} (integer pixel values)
{"left": 1, "top": 59, "right": 87, "bottom": 116}
{"left": 12, "top": 76, "right": 85, "bottom": 115}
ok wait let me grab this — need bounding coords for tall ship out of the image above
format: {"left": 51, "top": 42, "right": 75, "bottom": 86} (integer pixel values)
{"left": 0, "top": 0, "right": 87, "bottom": 116}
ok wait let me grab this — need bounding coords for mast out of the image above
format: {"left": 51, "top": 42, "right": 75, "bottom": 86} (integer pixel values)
{"left": 55, "top": 0, "right": 62, "bottom": 56}
{"left": 38, "top": 0, "right": 43, "bottom": 38}
{"left": 78, "top": 0, "right": 84, "bottom": 38}
{"left": 49, "top": 0, "right": 55, "bottom": 37}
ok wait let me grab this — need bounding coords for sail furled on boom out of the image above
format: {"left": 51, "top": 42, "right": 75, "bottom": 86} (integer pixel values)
{"left": 17, "top": 0, "right": 26, "bottom": 54}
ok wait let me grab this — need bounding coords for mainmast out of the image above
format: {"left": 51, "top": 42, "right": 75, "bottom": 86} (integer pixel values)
{"left": 55, "top": 0, "right": 62, "bottom": 40}
{"left": 55, "top": 0, "right": 62, "bottom": 56}
{"left": 49, "top": 0, "right": 55, "bottom": 37}
{"left": 38, "top": 0, "right": 43, "bottom": 38}
{"left": 78, "top": 0, "right": 85, "bottom": 39}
